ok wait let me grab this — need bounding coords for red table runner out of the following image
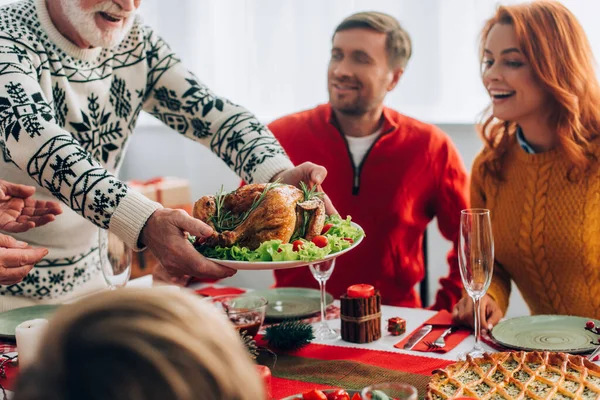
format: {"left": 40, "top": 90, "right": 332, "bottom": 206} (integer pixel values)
{"left": 1, "top": 340, "right": 451, "bottom": 399}
{"left": 258, "top": 342, "right": 452, "bottom": 399}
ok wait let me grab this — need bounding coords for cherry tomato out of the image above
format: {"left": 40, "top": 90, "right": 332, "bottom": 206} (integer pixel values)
{"left": 343, "top": 237, "right": 354, "bottom": 244}
{"left": 311, "top": 235, "right": 328, "bottom": 248}
{"left": 587, "top": 320, "right": 595, "bottom": 329}
{"left": 326, "top": 389, "right": 350, "bottom": 400}
{"left": 321, "top": 223, "right": 334, "bottom": 234}
{"left": 351, "top": 394, "right": 362, "bottom": 400}
{"left": 292, "top": 239, "right": 304, "bottom": 252}
{"left": 303, "top": 389, "right": 328, "bottom": 400}
{"left": 347, "top": 284, "right": 375, "bottom": 298}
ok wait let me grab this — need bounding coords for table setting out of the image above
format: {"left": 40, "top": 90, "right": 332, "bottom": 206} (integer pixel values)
{"left": 1, "top": 198, "right": 600, "bottom": 399}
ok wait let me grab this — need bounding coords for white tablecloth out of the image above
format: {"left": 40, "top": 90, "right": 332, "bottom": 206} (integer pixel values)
{"left": 128, "top": 275, "right": 496, "bottom": 361}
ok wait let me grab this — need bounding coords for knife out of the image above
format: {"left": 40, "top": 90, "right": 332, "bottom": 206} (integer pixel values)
{"left": 403, "top": 324, "right": 433, "bottom": 350}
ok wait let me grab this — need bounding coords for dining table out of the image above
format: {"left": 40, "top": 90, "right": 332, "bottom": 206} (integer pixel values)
{"left": 184, "top": 277, "right": 499, "bottom": 399}
{"left": 0, "top": 276, "right": 498, "bottom": 400}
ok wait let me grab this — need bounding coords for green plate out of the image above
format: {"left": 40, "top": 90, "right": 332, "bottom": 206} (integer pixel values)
{"left": 249, "top": 288, "right": 334, "bottom": 320}
{"left": 491, "top": 315, "right": 600, "bottom": 354}
{"left": 0, "top": 305, "right": 60, "bottom": 339}
{"left": 281, "top": 389, "right": 359, "bottom": 399}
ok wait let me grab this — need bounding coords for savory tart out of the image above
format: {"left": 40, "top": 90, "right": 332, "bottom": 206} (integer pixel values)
{"left": 427, "top": 352, "right": 600, "bottom": 399}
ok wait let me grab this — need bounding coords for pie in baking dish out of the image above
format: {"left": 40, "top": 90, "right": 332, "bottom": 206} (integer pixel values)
{"left": 427, "top": 352, "right": 600, "bottom": 399}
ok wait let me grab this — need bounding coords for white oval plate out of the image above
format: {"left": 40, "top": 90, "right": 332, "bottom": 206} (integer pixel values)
{"left": 208, "top": 222, "right": 364, "bottom": 270}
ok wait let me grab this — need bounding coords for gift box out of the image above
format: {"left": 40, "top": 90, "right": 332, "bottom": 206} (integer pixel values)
{"left": 126, "top": 177, "right": 193, "bottom": 278}
{"left": 128, "top": 177, "right": 193, "bottom": 214}
{"left": 387, "top": 317, "right": 406, "bottom": 336}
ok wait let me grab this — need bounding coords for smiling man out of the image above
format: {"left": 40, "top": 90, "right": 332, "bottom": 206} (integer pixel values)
{"left": 52, "top": 0, "right": 138, "bottom": 49}
{"left": 0, "top": 0, "right": 331, "bottom": 310}
{"left": 268, "top": 12, "right": 469, "bottom": 310}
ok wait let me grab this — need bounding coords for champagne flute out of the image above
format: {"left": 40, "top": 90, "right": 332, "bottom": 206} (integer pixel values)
{"left": 308, "top": 259, "right": 339, "bottom": 341}
{"left": 98, "top": 228, "right": 132, "bottom": 290}
{"left": 458, "top": 209, "right": 494, "bottom": 359}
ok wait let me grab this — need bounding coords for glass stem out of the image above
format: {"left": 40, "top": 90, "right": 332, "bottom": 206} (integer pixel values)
{"left": 474, "top": 296, "right": 482, "bottom": 348}
{"left": 318, "top": 279, "right": 327, "bottom": 328}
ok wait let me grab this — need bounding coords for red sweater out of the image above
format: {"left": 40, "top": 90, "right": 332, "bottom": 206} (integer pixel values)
{"left": 269, "top": 104, "right": 469, "bottom": 310}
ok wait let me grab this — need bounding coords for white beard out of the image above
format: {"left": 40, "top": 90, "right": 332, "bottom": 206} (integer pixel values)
{"left": 59, "top": 0, "right": 136, "bottom": 49}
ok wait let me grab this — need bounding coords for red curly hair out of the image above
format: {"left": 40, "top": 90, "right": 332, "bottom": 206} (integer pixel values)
{"left": 478, "top": 1, "right": 600, "bottom": 180}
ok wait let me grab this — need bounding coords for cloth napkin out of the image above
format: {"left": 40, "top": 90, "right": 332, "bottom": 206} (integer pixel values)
{"left": 394, "top": 310, "right": 470, "bottom": 353}
{"left": 194, "top": 286, "right": 246, "bottom": 297}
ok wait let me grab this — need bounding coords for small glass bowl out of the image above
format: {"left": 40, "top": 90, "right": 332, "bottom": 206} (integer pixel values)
{"left": 209, "top": 294, "right": 268, "bottom": 338}
{"left": 361, "top": 383, "right": 417, "bottom": 400}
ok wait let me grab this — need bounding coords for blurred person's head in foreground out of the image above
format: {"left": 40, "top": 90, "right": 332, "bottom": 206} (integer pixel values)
{"left": 13, "top": 288, "right": 265, "bottom": 400}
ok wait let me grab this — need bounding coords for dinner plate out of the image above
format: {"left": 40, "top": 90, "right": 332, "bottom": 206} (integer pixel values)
{"left": 280, "top": 389, "right": 360, "bottom": 399}
{"left": 491, "top": 314, "right": 600, "bottom": 354}
{"left": 208, "top": 222, "right": 364, "bottom": 270}
{"left": 0, "top": 304, "right": 60, "bottom": 339}
{"left": 250, "top": 288, "right": 334, "bottom": 320}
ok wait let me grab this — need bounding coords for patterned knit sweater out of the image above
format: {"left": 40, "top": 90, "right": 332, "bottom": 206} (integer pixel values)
{"left": 473, "top": 136, "right": 600, "bottom": 319}
{"left": 0, "top": 0, "right": 293, "bottom": 310}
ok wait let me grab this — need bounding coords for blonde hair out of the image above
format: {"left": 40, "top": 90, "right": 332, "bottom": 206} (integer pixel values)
{"left": 14, "top": 289, "right": 265, "bottom": 400}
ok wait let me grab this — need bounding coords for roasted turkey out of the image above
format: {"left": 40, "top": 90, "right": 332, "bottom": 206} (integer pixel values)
{"left": 193, "top": 183, "right": 326, "bottom": 250}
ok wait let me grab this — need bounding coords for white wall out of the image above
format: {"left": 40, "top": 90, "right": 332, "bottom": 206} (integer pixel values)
{"left": 120, "top": 118, "right": 529, "bottom": 318}
{"left": 0, "top": 0, "right": 556, "bottom": 316}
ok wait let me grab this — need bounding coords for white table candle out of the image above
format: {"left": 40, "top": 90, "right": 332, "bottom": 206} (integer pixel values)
{"left": 15, "top": 318, "right": 48, "bottom": 369}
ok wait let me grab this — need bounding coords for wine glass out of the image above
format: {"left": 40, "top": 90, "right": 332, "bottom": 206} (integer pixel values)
{"left": 361, "top": 383, "right": 417, "bottom": 400}
{"left": 308, "top": 259, "right": 339, "bottom": 341}
{"left": 98, "top": 228, "right": 132, "bottom": 290}
{"left": 458, "top": 208, "right": 494, "bottom": 359}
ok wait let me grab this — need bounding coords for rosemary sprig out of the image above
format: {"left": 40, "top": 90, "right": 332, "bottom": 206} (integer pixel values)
{"left": 210, "top": 182, "right": 283, "bottom": 232}
{"left": 211, "top": 186, "right": 234, "bottom": 232}
{"left": 299, "top": 181, "right": 324, "bottom": 202}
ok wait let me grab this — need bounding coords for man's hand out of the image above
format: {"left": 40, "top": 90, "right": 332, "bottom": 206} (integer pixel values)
{"left": 0, "top": 179, "right": 62, "bottom": 233}
{"left": 140, "top": 208, "right": 236, "bottom": 283}
{"left": 0, "top": 233, "right": 48, "bottom": 285}
{"left": 452, "top": 294, "right": 503, "bottom": 333}
{"left": 271, "top": 162, "right": 338, "bottom": 215}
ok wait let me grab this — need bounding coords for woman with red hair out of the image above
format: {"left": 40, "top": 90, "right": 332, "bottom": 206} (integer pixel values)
{"left": 453, "top": 1, "right": 600, "bottom": 329}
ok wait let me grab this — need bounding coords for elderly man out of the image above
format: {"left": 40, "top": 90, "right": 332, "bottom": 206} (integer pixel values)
{"left": 268, "top": 12, "right": 469, "bottom": 310}
{"left": 0, "top": 0, "right": 329, "bottom": 310}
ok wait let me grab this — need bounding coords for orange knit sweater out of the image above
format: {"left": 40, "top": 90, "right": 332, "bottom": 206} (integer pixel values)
{"left": 472, "top": 136, "right": 600, "bottom": 319}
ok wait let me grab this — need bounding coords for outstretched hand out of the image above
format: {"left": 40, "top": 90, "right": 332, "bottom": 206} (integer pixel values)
{"left": 271, "top": 162, "right": 338, "bottom": 215}
{"left": 452, "top": 294, "right": 504, "bottom": 333}
{"left": 0, "top": 180, "right": 62, "bottom": 233}
{"left": 0, "top": 233, "right": 48, "bottom": 285}
{"left": 141, "top": 208, "right": 237, "bottom": 284}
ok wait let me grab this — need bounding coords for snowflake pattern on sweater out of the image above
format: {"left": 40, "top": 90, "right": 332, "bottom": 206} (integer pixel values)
{"left": 0, "top": 0, "right": 293, "bottom": 301}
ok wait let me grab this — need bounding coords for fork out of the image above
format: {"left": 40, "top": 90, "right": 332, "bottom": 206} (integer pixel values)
{"left": 588, "top": 344, "right": 600, "bottom": 361}
{"left": 425, "top": 327, "right": 455, "bottom": 350}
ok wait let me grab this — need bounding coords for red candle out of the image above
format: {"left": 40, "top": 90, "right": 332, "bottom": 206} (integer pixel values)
{"left": 347, "top": 284, "right": 375, "bottom": 298}
{"left": 255, "top": 365, "right": 272, "bottom": 399}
